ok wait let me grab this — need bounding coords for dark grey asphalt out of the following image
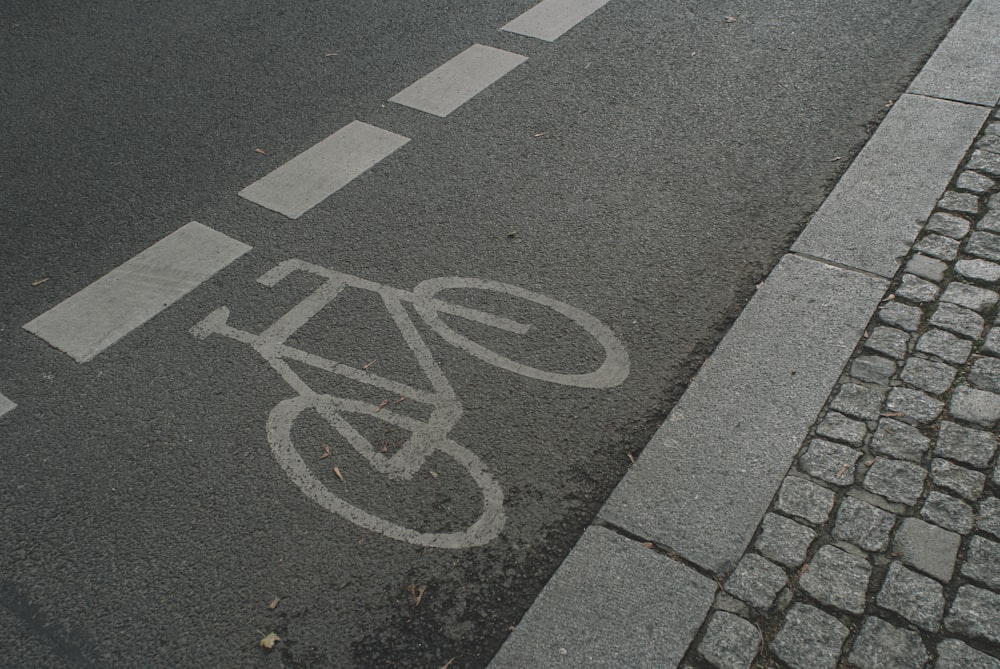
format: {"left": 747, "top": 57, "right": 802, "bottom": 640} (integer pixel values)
{"left": 0, "top": 0, "right": 969, "bottom": 666}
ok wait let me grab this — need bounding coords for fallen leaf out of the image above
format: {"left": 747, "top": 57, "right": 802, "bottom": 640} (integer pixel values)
{"left": 332, "top": 465, "right": 344, "bottom": 481}
{"left": 626, "top": 452, "right": 636, "bottom": 464}
{"left": 797, "top": 564, "right": 809, "bottom": 576}
{"left": 725, "top": 15, "right": 737, "bottom": 22}
{"left": 320, "top": 444, "right": 331, "bottom": 460}
{"left": 268, "top": 597, "right": 281, "bottom": 610}
{"left": 260, "top": 632, "right": 280, "bottom": 650}
{"left": 254, "top": 148, "right": 267, "bottom": 154}
{"left": 31, "top": 278, "right": 49, "bottom": 286}
{"left": 864, "top": 460, "right": 875, "bottom": 466}
{"left": 642, "top": 542, "right": 653, "bottom": 549}
{"left": 361, "top": 358, "right": 377, "bottom": 370}
{"left": 835, "top": 463, "right": 851, "bottom": 478}
{"left": 407, "top": 583, "right": 427, "bottom": 607}
{"left": 429, "top": 470, "right": 439, "bottom": 479}
{"left": 376, "top": 399, "right": 390, "bottom": 412}
{"left": 393, "top": 396, "right": 406, "bottom": 405}
{"left": 440, "top": 659, "right": 456, "bottom": 669}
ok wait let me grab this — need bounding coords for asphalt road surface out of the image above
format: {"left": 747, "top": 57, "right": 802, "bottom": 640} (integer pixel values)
{"left": 0, "top": 0, "right": 969, "bottom": 666}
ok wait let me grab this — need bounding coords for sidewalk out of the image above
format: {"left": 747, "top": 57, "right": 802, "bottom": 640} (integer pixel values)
{"left": 489, "top": 0, "right": 1000, "bottom": 667}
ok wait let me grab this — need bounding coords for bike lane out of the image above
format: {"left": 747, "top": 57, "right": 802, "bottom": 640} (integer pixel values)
{"left": 0, "top": 0, "right": 975, "bottom": 666}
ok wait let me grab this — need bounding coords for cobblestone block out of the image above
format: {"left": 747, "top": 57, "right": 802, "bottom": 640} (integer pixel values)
{"left": 906, "top": 254, "right": 948, "bottom": 282}
{"left": 968, "top": 231, "right": 1000, "bottom": 262}
{"left": 983, "top": 328, "right": 1000, "bottom": 357}
{"left": 962, "top": 536, "right": 1000, "bottom": 590}
{"left": 935, "top": 638, "right": 1000, "bottom": 669}
{"left": 930, "top": 303, "right": 986, "bottom": 339}
{"left": 901, "top": 357, "right": 957, "bottom": 395}
{"left": 896, "top": 274, "right": 941, "bottom": 303}
{"left": 879, "top": 301, "right": 925, "bottom": 331}
{"left": 969, "top": 357, "right": 1000, "bottom": 394}
{"left": 851, "top": 355, "right": 897, "bottom": 384}
{"left": 776, "top": 476, "right": 835, "bottom": 525}
{"left": 915, "top": 233, "right": 961, "bottom": 261}
{"left": 945, "top": 586, "right": 1000, "bottom": 645}
{"left": 969, "top": 150, "right": 1000, "bottom": 177}
{"left": 772, "top": 603, "right": 849, "bottom": 669}
{"left": 921, "top": 491, "right": 974, "bottom": 534}
{"left": 917, "top": 329, "right": 973, "bottom": 364}
{"left": 936, "top": 421, "right": 997, "bottom": 468}
{"left": 799, "top": 544, "right": 871, "bottom": 614}
{"left": 886, "top": 387, "right": 944, "bottom": 423}
{"left": 893, "top": 517, "right": 961, "bottom": 582}
{"left": 724, "top": 553, "right": 787, "bottom": 610}
{"left": 832, "top": 496, "right": 895, "bottom": 552}
{"left": 980, "top": 135, "right": 1000, "bottom": 153}
{"left": 877, "top": 561, "right": 946, "bottom": 631}
{"left": 799, "top": 439, "right": 861, "bottom": 486}
{"left": 831, "top": 383, "right": 884, "bottom": 421}
{"left": 982, "top": 211, "right": 1000, "bottom": 236}
{"left": 927, "top": 212, "right": 972, "bottom": 239}
{"left": 950, "top": 386, "right": 1000, "bottom": 429}
{"left": 698, "top": 611, "right": 760, "bottom": 669}
{"left": 979, "top": 498, "right": 1000, "bottom": 540}
{"left": 865, "top": 326, "right": 910, "bottom": 360}
{"left": 755, "top": 513, "right": 816, "bottom": 568}
{"left": 863, "top": 457, "right": 926, "bottom": 505}
{"left": 871, "top": 418, "right": 930, "bottom": 462}
{"left": 938, "top": 192, "right": 981, "bottom": 215}
{"left": 815, "top": 412, "right": 867, "bottom": 446}
{"left": 932, "top": 458, "right": 987, "bottom": 501}
{"left": 942, "top": 283, "right": 1000, "bottom": 312}
{"left": 955, "top": 259, "right": 1000, "bottom": 284}
{"left": 848, "top": 617, "right": 929, "bottom": 669}
{"left": 956, "top": 170, "right": 998, "bottom": 194}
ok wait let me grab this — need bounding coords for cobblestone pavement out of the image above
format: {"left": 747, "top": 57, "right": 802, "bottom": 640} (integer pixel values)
{"left": 682, "top": 108, "right": 1000, "bottom": 668}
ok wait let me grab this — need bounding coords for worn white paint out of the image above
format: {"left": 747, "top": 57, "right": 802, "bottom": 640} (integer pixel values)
{"left": 0, "top": 393, "right": 15, "bottom": 418}
{"left": 501, "top": 0, "right": 612, "bottom": 42}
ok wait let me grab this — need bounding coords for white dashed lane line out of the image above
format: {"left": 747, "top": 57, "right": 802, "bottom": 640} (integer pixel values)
{"left": 389, "top": 44, "right": 528, "bottom": 118}
{"left": 0, "top": 393, "right": 15, "bottom": 418}
{"left": 501, "top": 0, "right": 612, "bottom": 42}
{"left": 239, "top": 121, "right": 410, "bottom": 219}
{"left": 24, "top": 222, "right": 251, "bottom": 363}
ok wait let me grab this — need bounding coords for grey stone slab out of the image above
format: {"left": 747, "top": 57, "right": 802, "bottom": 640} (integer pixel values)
{"left": 950, "top": 386, "right": 1000, "bottom": 429}
{"left": 917, "top": 329, "right": 973, "bottom": 365}
{"left": 936, "top": 421, "right": 997, "bottom": 468}
{"left": 865, "top": 326, "right": 911, "bottom": 360}
{"left": 914, "top": 233, "right": 961, "bottom": 261}
{"left": 962, "top": 536, "right": 1000, "bottom": 590}
{"left": 935, "top": 638, "right": 1000, "bottom": 669}
{"left": 799, "top": 439, "right": 861, "bottom": 486}
{"left": 926, "top": 212, "right": 972, "bottom": 240}
{"left": 878, "top": 561, "right": 946, "bottom": 631}
{"left": 955, "top": 259, "right": 1000, "bottom": 284}
{"left": 832, "top": 495, "right": 896, "bottom": 552}
{"left": 921, "top": 492, "right": 974, "bottom": 534}
{"left": 777, "top": 476, "right": 835, "bottom": 525}
{"left": 488, "top": 527, "right": 715, "bottom": 669}
{"left": 969, "top": 356, "right": 1000, "bottom": 393}
{"left": 792, "top": 95, "right": 988, "bottom": 278}
{"left": 895, "top": 274, "right": 940, "bottom": 303}
{"left": 848, "top": 617, "right": 929, "bottom": 669}
{"left": 930, "top": 303, "right": 986, "bottom": 339}
{"left": 967, "top": 231, "right": 1000, "bottom": 262}
{"left": 599, "top": 255, "right": 887, "bottom": 573}
{"left": 900, "top": 357, "right": 957, "bottom": 395}
{"left": 893, "top": 518, "right": 961, "bottom": 582}
{"left": 755, "top": 513, "right": 816, "bottom": 568}
{"left": 942, "top": 283, "right": 999, "bottom": 312}
{"left": 945, "top": 586, "right": 1000, "bottom": 645}
{"left": 906, "top": 254, "right": 948, "bottom": 283}
{"left": 831, "top": 383, "right": 885, "bottom": 420}
{"left": 815, "top": 412, "right": 867, "bottom": 446}
{"left": 871, "top": 418, "right": 930, "bottom": 462}
{"left": 863, "top": 457, "right": 927, "bottom": 506}
{"left": 799, "top": 544, "right": 871, "bottom": 614}
{"left": 909, "top": 0, "right": 1000, "bottom": 105}
{"left": 772, "top": 603, "right": 849, "bottom": 669}
{"left": 937, "top": 192, "right": 982, "bottom": 216}
{"left": 932, "top": 458, "right": 987, "bottom": 501}
{"left": 697, "top": 612, "right": 760, "bottom": 669}
{"left": 886, "top": 387, "right": 944, "bottom": 423}
{"left": 979, "top": 497, "right": 1000, "bottom": 540}
{"left": 724, "top": 553, "right": 787, "bottom": 611}
{"left": 851, "top": 355, "right": 898, "bottom": 384}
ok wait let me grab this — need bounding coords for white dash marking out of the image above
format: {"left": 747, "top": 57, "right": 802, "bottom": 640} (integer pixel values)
{"left": 389, "top": 44, "right": 527, "bottom": 118}
{"left": 0, "top": 393, "right": 15, "bottom": 418}
{"left": 24, "top": 222, "right": 251, "bottom": 363}
{"left": 501, "top": 0, "right": 612, "bottom": 42}
{"left": 239, "top": 121, "right": 410, "bottom": 219}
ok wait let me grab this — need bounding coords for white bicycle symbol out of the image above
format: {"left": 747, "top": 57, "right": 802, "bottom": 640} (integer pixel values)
{"left": 191, "top": 259, "right": 629, "bottom": 549}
